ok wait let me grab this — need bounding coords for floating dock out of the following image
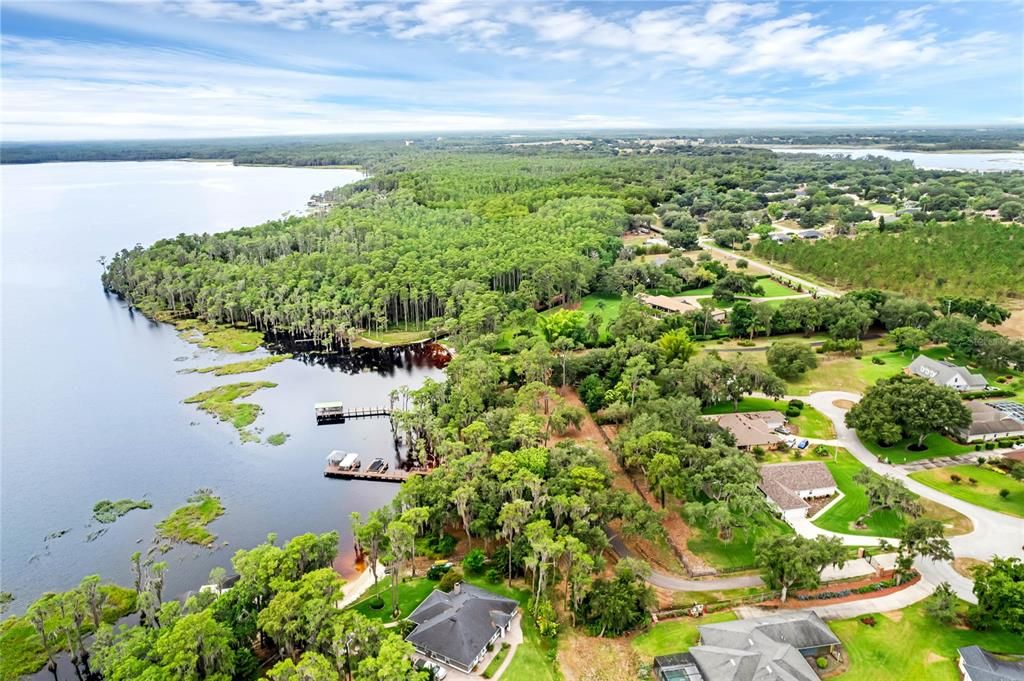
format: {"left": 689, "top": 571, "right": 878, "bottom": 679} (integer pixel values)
{"left": 323, "top": 464, "right": 427, "bottom": 483}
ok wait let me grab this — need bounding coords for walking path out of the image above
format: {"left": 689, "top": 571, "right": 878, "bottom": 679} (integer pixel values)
{"left": 698, "top": 240, "right": 839, "bottom": 298}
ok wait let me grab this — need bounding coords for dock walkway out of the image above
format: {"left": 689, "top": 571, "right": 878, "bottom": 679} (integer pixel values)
{"left": 323, "top": 464, "right": 427, "bottom": 483}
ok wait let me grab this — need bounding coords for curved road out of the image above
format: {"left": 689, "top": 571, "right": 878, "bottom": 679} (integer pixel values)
{"left": 622, "top": 390, "right": 1024, "bottom": 613}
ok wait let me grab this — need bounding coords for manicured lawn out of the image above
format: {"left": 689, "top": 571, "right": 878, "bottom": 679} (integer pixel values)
{"left": 864, "top": 202, "right": 896, "bottom": 213}
{"left": 349, "top": 577, "right": 438, "bottom": 622}
{"left": 687, "top": 512, "right": 793, "bottom": 570}
{"left": 786, "top": 349, "right": 912, "bottom": 396}
{"left": 751, "top": 277, "right": 798, "bottom": 297}
{"left": 862, "top": 433, "right": 974, "bottom": 464}
{"left": 702, "top": 398, "right": 834, "bottom": 439}
{"left": 910, "top": 465, "right": 1024, "bottom": 519}
{"left": 814, "top": 450, "right": 971, "bottom": 537}
{"left": 679, "top": 284, "right": 715, "bottom": 296}
{"left": 483, "top": 642, "right": 511, "bottom": 677}
{"left": 829, "top": 602, "right": 1024, "bottom": 681}
{"left": 631, "top": 611, "right": 738, "bottom": 657}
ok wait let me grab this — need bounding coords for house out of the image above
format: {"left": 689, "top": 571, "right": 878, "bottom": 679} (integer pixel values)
{"left": 797, "top": 229, "right": 823, "bottom": 240}
{"left": 960, "top": 402, "right": 1024, "bottom": 442}
{"left": 712, "top": 411, "right": 787, "bottom": 450}
{"left": 769, "top": 233, "right": 793, "bottom": 243}
{"left": 759, "top": 462, "right": 838, "bottom": 524}
{"left": 958, "top": 645, "right": 1024, "bottom": 681}
{"left": 639, "top": 294, "right": 726, "bottom": 321}
{"left": 1004, "top": 449, "right": 1024, "bottom": 463}
{"left": 405, "top": 583, "right": 519, "bottom": 673}
{"left": 655, "top": 612, "right": 841, "bottom": 681}
{"left": 907, "top": 355, "right": 989, "bottom": 392}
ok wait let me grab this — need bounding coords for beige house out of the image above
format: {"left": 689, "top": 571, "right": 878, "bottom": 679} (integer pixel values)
{"left": 960, "top": 402, "right": 1024, "bottom": 442}
{"left": 638, "top": 294, "right": 726, "bottom": 321}
{"left": 759, "top": 462, "right": 838, "bottom": 524}
{"left": 712, "top": 411, "right": 787, "bottom": 449}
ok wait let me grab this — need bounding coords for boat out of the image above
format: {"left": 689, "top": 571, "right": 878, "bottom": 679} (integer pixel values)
{"left": 367, "top": 458, "right": 385, "bottom": 473}
{"left": 338, "top": 452, "right": 360, "bottom": 470}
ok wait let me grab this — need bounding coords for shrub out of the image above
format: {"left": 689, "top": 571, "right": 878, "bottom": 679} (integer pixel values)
{"left": 417, "top": 533, "right": 457, "bottom": 558}
{"left": 969, "top": 478, "right": 978, "bottom": 486}
{"left": 462, "top": 548, "right": 487, "bottom": 575}
{"left": 785, "top": 406, "right": 801, "bottom": 418}
{"left": 977, "top": 457, "right": 986, "bottom": 465}
{"left": 871, "top": 356, "right": 885, "bottom": 365}
{"left": 1000, "top": 489, "right": 1010, "bottom": 499}
{"left": 752, "top": 445, "right": 766, "bottom": 461}
{"left": 860, "top": 616, "right": 877, "bottom": 627}
{"left": 438, "top": 568, "right": 464, "bottom": 592}
{"left": 788, "top": 399, "right": 804, "bottom": 409}
{"left": 485, "top": 568, "right": 503, "bottom": 584}
{"left": 950, "top": 474, "right": 962, "bottom": 484}
{"left": 426, "top": 563, "right": 452, "bottom": 581}
{"left": 736, "top": 259, "right": 749, "bottom": 269}
{"left": 816, "top": 657, "right": 829, "bottom": 670}
{"left": 985, "top": 442, "right": 996, "bottom": 450}
{"left": 975, "top": 444, "right": 983, "bottom": 451}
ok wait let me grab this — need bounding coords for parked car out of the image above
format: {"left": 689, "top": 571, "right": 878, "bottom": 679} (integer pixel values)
{"left": 784, "top": 436, "right": 797, "bottom": 447}
{"left": 797, "top": 439, "right": 809, "bottom": 450}
{"left": 413, "top": 659, "right": 447, "bottom": 680}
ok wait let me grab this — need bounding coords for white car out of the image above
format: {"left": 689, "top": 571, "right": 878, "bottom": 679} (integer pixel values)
{"left": 414, "top": 659, "right": 447, "bottom": 680}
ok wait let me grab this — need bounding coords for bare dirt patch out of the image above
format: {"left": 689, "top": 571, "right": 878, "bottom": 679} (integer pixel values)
{"left": 925, "top": 651, "right": 948, "bottom": 665}
{"left": 833, "top": 399, "right": 856, "bottom": 409}
{"left": 882, "top": 609, "right": 904, "bottom": 622}
{"left": 953, "top": 557, "right": 989, "bottom": 579}
{"left": 558, "top": 630, "right": 639, "bottom": 681}
{"left": 990, "top": 302, "right": 1024, "bottom": 340}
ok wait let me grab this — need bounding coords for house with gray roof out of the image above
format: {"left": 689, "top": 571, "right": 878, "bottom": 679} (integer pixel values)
{"left": 655, "top": 612, "right": 841, "bottom": 681}
{"left": 960, "top": 401, "right": 1024, "bottom": 442}
{"left": 907, "top": 355, "right": 989, "bottom": 392}
{"left": 759, "top": 462, "right": 837, "bottom": 524}
{"left": 712, "top": 411, "right": 787, "bottom": 450}
{"left": 405, "top": 583, "right": 519, "bottom": 673}
{"left": 958, "top": 646, "right": 1024, "bottom": 681}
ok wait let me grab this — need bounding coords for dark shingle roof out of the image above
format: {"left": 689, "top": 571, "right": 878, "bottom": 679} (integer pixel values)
{"left": 959, "top": 646, "right": 1024, "bottom": 681}
{"left": 405, "top": 584, "right": 519, "bottom": 669}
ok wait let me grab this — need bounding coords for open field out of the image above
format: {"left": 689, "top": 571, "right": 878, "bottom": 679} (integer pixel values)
{"left": 356, "top": 324, "right": 434, "bottom": 348}
{"left": 829, "top": 602, "right": 1024, "bottom": 681}
{"left": 814, "top": 450, "right": 971, "bottom": 536}
{"left": 786, "top": 348, "right": 913, "bottom": 395}
{"left": 687, "top": 512, "right": 793, "bottom": 570}
{"left": 910, "top": 464, "right": 1024, "bottom": 518}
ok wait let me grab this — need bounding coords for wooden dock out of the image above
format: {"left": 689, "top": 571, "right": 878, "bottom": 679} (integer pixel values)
{"left": 316, "top": 406, "right": 392, "bottom": 425}
{"left": 323, "top": 464, "right": 427, "bottom": 482}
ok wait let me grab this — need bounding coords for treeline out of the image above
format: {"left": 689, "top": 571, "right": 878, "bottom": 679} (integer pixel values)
{"left": 754, "top": 219, "right": 1024, "bottom": 301}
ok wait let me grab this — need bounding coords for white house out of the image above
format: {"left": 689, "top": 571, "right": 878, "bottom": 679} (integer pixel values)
{"left": 907, "top": 355, "right": 988, "bottom": 392}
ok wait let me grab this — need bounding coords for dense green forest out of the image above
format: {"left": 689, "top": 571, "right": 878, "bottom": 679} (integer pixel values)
{"left": 754, "top": 219, "right": 1024, "bottom": 301}
{"left": 101, "top": 145, "right": 1024, "bottom": 349}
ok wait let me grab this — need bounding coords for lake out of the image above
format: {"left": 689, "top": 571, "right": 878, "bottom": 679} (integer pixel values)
{"left": 0, "top": 161, "right": 445, "bottom": 622}
{"left": 770, "top": 147, "right": 1024, "bottom": 172}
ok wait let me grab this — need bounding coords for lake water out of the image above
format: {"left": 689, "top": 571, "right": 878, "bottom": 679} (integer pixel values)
{"left": 0, "top": 161, "right": 445, "bottom": 621}
{"left": 770, "top": 147, "right": 1024, "bottom": 172}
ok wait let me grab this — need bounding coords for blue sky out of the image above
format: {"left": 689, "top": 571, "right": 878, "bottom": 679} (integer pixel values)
{"left": 1, "top": 0, "right": 1021, "bottom": 140}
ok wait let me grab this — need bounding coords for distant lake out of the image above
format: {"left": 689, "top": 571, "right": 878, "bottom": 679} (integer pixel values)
{"left": 770, "top": 147, "right": 1024, "bottom": 172}
{"left": 0, "top": 161, "right": 444, "bottom": 620}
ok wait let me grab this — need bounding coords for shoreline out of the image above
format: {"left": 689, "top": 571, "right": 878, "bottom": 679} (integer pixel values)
{"left": 1, "top": 157, "right": 366, "bottom": 171}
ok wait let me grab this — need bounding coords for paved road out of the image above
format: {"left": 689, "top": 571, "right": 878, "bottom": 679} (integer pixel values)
{"left": 698, "top": 240, "right": 839, "bottom": 297}
{"left": 800, "top": 391, "right": 1024, "bottom": 603}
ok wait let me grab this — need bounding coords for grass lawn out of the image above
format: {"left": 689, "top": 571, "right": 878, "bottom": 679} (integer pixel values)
{"left": 349, "top": 577, "right": 438, "bottom": 622}
{"left": 702, "top": 398, "right": 834, "bottom": 439}
{"left": 751, "top": 277, "right": 798, "bottom": 297}
{"left": 786, "top": 349, "right": 913, "bottom": 396}
{"left": 910, "top": 465, "right": 1024, "bottom": 519}
{"left": 829, "top": 602, "right": 1024, "bottom": 681}
{"left": 813, "top": 450, "right": 971, "bottom": 537}
{"left": 483, "top": 642, "right": 511, "bottom": 678}
{"left": 864, "top": 202, "right": 896, "bottom": 214}
{"left": 862, "top": 433, "right": 974, "bottom": 464}
{"left": 631, "top": 611, "right": 738, "bottom": 658}
{"left": 687, "top": 512, "right": 793, "bottom": 570}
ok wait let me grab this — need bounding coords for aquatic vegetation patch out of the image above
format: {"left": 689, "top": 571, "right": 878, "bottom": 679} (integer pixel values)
{"left": 154, "top": 489, "right": 224, "bottom": 546}
{"left": 92, "top": 498, "right": 153, "bottom": 524}
{"left": 183, "top": 353, "right": 291, "bottom": 376}
{"left": 267, "top": 432, "right": 289, "bottom": 446}
{"left": 184, "top": 381, "right": 276, "bottom": 442}
{"left": 174, "top": 319, "right": 263, "bottom": 353}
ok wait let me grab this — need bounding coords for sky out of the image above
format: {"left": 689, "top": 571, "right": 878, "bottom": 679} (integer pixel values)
{"left": 1, "top": 0, "right": 1021, "bottom": 141}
